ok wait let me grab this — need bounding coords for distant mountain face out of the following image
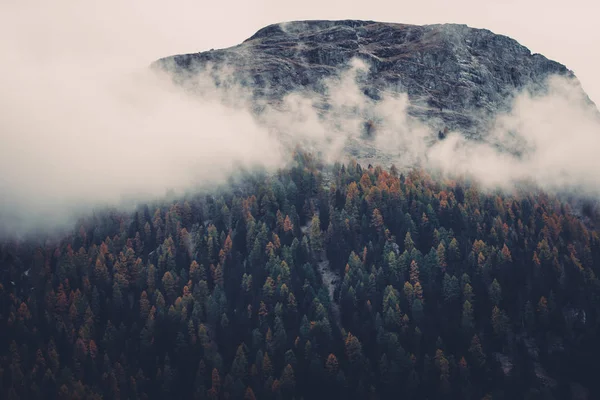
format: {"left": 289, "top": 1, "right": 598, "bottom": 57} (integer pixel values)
{"left": 153, "top": 20, "right": 581, "bottom": 136}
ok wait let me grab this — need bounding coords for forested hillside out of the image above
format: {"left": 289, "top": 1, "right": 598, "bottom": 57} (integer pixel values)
{"left": 1, "top": 152, "right": 599, "bottom": 399}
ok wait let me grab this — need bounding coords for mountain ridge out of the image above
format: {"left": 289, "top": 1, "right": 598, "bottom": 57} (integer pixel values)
{"left": 153, "top": 20, "right": 589, "bottom": 136}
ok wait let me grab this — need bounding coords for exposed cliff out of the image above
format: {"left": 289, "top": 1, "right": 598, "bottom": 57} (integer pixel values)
{"left": 154, "top": 20, "right": 587, "bottom": 136}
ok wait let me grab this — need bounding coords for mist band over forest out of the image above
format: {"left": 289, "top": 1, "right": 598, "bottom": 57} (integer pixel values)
{"left": 2, "top": 3, "right": 600, "bottom": 400}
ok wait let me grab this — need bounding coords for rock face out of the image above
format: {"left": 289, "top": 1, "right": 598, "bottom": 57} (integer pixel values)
{"left": 153, "top": 20, "right": 582, "bottom": 135}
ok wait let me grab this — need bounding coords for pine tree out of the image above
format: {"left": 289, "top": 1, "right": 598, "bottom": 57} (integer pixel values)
{"left": 489, "top": 279, "right": 502, "bottom": 306}
{"left": 309, "top": 214, "right": 324, "bottom": 254}
{"left": 326, "top": 353, "right": 339, "bottom": 376}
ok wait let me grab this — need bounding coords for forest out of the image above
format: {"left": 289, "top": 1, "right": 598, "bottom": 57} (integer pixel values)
{"left": 1, "top": 151, "right": 599, "bottom": 399}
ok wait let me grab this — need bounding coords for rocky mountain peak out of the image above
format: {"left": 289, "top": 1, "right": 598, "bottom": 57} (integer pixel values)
{"left": 154, "top": 20, "right": 584, "bottom": 135}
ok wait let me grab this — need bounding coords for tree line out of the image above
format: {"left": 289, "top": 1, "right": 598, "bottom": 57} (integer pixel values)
{"left": 1, "top": 151, "right": 599, "bottom": 399}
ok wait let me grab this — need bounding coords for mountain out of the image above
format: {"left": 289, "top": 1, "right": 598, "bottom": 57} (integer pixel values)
{"left": 153, "top": 20, "right": 583, "bottom": 136}
{"left": 4, "top": 20, "right": 600, "bottom": 400}
{"left": 2, "top": 154, "right": 600, "bottom": 399}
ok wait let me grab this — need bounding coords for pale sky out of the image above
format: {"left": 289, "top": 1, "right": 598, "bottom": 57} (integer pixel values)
{"left": 3, "top": 0, "right": 598, "bottom": 101}
{"left": 1, "top": 0, "right": 599, "bottom": 236}
{"left": 118, "top": 0, "right": 600, "bottom": 103}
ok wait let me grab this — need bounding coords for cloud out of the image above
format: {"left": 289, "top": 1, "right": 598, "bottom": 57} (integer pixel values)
{"left": 2, "top": 1, "right": 600, "bottom": 238}
{"left": 426, "top": 75, "right": 600, "bottom": 193}
{"left": 0, "top": 3, "right": 284, "bottom": 238}
{"left": 256, "top": 58, "right": 432, "bottom": 166}
{"left": 253, "top": 57, "right": 600, "bottom": 201}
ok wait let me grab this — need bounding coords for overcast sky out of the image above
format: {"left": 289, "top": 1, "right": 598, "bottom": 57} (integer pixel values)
{"left": 3, "top": 0, "right": 598, "bottom": 102}
{"left": 1, "top": 0, "right": 599, "bottom": 236}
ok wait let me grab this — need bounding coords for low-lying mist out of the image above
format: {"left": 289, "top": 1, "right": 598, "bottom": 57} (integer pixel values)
{"left": 428, "top": 75, "right": 600, "bottom": 191}
{"left": 2, "top": 4, "right": 600, "bottom": 239}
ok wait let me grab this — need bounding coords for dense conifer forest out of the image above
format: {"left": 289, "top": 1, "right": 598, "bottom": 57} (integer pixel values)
{"left": 1, "top": 152, "right": 599, "bottom": 399}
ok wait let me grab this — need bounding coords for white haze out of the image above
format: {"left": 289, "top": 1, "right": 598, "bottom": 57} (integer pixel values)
{"left": 2, "top": 2, "right": 600, "bottom": 237}
{"left": 0, "top": 2, "right": 285, "bottom": 237}
{"left": 256, "top": 59, "right": 432, "bottom": 166}
{"left": 428, "top": 76, "right": 600, "bottom": 191}
{"left": 259, "top": 61, "right": 600, "bottom": 196}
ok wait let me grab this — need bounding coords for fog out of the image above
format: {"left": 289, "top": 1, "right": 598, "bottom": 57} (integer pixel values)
{"left": 257, "top": 60, "right": 600, "bottom": 196}
{"left": 428, "top": 75, "right": 600, "bottom": 192}
{"left": 0, "top": 2, "right": 286, "bottom": 237}
{"left": 0, "top": 62, "right": 284, "bottom": 236}
{"left": 2, "top": 2, "right": 600, "bottom": 238}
